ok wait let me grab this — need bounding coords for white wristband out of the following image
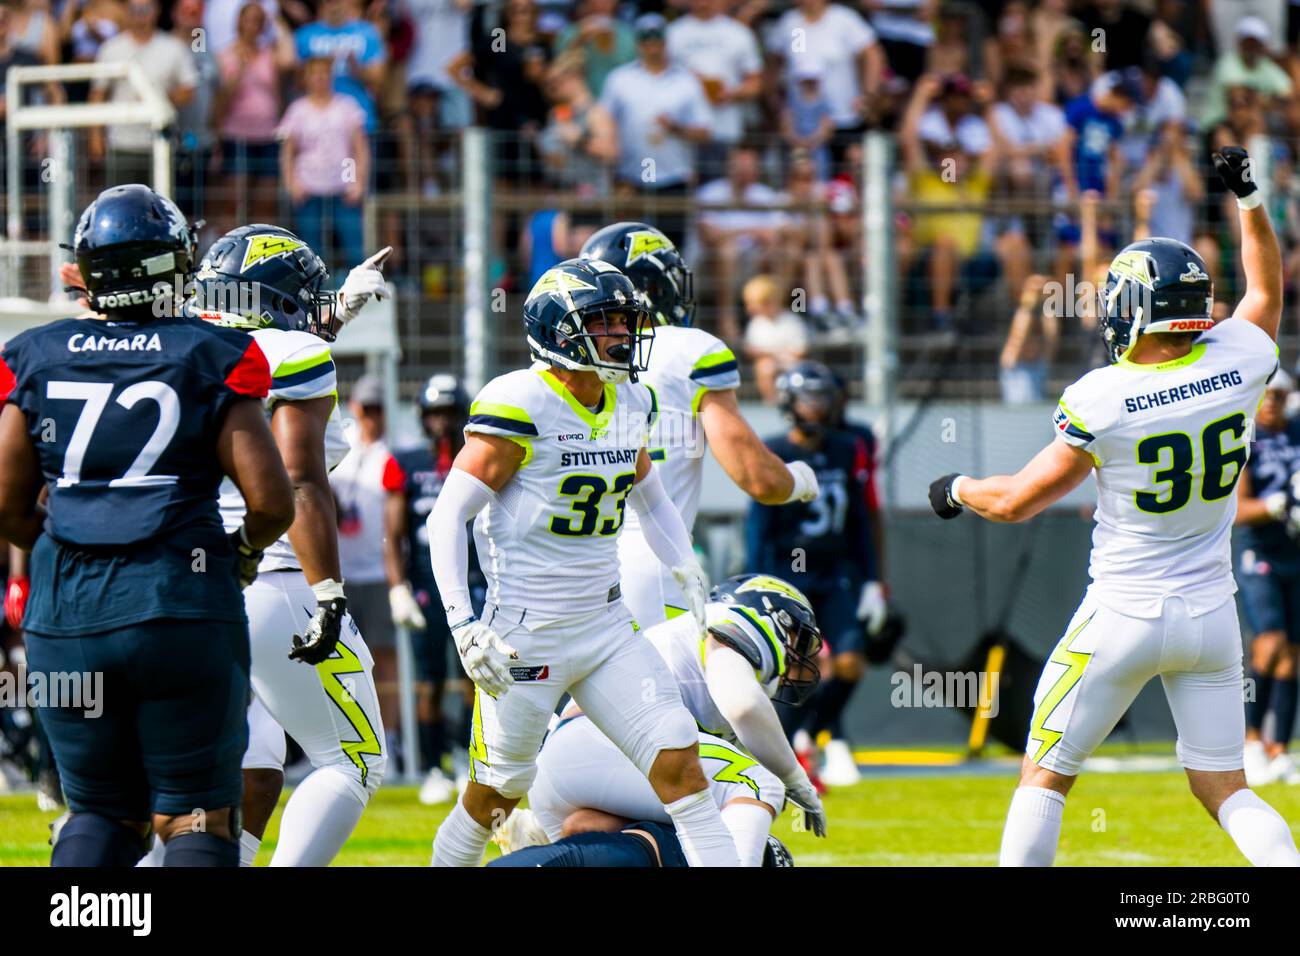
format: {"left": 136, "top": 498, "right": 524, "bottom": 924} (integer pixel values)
{"left": 950, "top": 475, "right": 967, "bottom": 506}
{"left": 312, "top": 577, "right": 346, "bottom": 602}
{"left": 1238, "top": 192, "right": 1263, "bottom": 210}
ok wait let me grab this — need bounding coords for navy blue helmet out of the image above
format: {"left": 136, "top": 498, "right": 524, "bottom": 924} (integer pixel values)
{"left": 776, "top": 360, "right": 842, "bottom": 436}
{"left": 187, "top": 224, "right": 339, "bottom": 340}
{"left": 579, "top": 221, "right": 694, "bottom": 327}
{"left": 524, "top": 258, "right": 654, "bottom": 383}
{"left": 71, "top": 183, "right": 197, "bottom": 315}
{"left": 709, "top": 573, "right": 823, "bottom": 706}
{"left": 1100, "top": 238, "right": 1214, "bottom": 364}
{"left": 419, "top": 373, "right": 469, "bottom": 416}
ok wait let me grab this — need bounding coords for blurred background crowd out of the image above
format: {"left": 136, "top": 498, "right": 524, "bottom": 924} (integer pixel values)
{"left": 1, "top": 0, "right": 1298, "bottom": 403}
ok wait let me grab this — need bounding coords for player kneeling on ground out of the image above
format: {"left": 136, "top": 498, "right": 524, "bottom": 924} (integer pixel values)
{"left": 427, "top": 259, "right": 740, "bottom": 866}
{"left": 929, "top": 147, "right": 1300, "bottom": 867}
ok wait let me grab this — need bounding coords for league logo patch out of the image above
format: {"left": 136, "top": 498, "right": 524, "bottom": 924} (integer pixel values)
{"left": 508, "top": 664, "right": 549, "bottom": 681}
{"left": 240, "top": 234, "right": 306, "bottom": 273}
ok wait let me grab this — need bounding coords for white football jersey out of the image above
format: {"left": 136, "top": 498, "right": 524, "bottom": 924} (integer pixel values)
{"left": 460, "top": 366, "right": 656, "bottom": 623}
{"left": 1054, "top": 317, "right": 1278, "bottom": 617}
{"left": 626, "top": 325, "right": 740, "bottom": 531}
{"left": 645, "top": 606, "right": 781, "bottom": 740}
{"left": 219, "top": 327, "right": 349, "bottom": 572}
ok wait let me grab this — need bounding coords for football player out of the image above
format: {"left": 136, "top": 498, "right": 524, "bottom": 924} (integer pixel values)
{"left": 490, "top": 818, "right": 795, "bottom": 868}
{"left": 748, "top": 361, "right": 885, "bottom": 787}
{"left": 929, "top": 147, "right": 1300, "bottom": 866}
{"left": 382, "top": 373, "right": 483, "bottom": 805}
{"left": 426, "top": 258, "right": 740, "bottom": 866}
{"left": 1234, "top": 370, "right": 1300, "bottom": 785}
{"left": 579, "top": 222, "right": 820, "bottom": 629}
{"left": 517, "top": 573, "right": 828, "bottom": 866}
{"left": 0, "top": 184, "right": 295, "bottom": 866}
{"left": 186, "top": 224, "right": 392, "bottom": 867}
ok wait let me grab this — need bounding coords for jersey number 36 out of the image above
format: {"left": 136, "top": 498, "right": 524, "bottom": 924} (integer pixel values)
{"left": 1135, "top": 412, "right": 1247, "bottom": 514}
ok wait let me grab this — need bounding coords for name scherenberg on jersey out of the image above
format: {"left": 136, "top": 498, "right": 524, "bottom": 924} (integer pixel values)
{"left": 579, "top": 222, "right": 739, "bottom": 532}
{"left": 463, "top": 259, "right": 660, "bottom": 621}
{"left": 1056, "top": 237, "right": 1279, "bottom": 617}
{"left": 188, "top": 224, "right": 351, "bottom": 569}
{"left": 649, "top": 574, "right": 823, "bottom": 740}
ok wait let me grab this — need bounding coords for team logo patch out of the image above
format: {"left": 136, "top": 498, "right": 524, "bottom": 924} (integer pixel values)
{"left": 736, "top": 575, "right": 811, "bottom": 608}
{"left": 626, "top": 230, "right": 674, "bottom": 265}
{"left": 508, "top": 664, "right": 549, "bottom": 681}
{"left": 528, "top": 268, "right": 596, "bottom": 302}
{"left": 240, "top": 234, "right": 306, "bottom": 273}
{"left": 1179, "top": 262, "right": 1210, "bottom": 283}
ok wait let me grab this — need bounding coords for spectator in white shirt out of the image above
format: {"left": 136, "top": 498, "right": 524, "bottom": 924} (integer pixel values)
{"left": 89, "top": 0, "right": 197, "bottom": 183}
{"left": 696, "top": 141, "right": 788, "bottom": 340}
{"left": 743, "top": 273, "right": 809, "bottom": 402}
{"left": 765, "top": 0, "right": 884, "bottom": 160}
{"left": 600, "top": 12, "right": 712, "bottom": 243}
{"left": 1093, "top": 63, "right": 1186, "bottom": 181}
{"left": 666, "top": 0, "right": 762, "bottom": 177}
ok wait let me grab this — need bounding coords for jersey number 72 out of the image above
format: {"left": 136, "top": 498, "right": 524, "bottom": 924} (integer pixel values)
{"left": 46, "top": 379, "right": 180, "bottom": 488}
{"left": 1135, "top": 412, "right": 1247, "bottom": 514}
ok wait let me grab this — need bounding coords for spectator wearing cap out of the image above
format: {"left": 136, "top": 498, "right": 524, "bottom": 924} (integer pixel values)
{"left": 599, "top": 13, "right": 711, "bottom": 244}
{"left": 1202, "top": 16, "right": 1293, "bottom": 130}
{"left": 278, "top": 54, "right": 370, "bottom": 268}
{"left": 295, "top": 0, "right": 387, "bottom": 134}
{"left": 552, "top": 0, "right": 635, "bottom": 98}
{"left": 215, "top": 1, "right": 296, "bottom": 231}
{"left": 781, "top": 58, "right": 834, "bottom": 182}
{"left": 1207, "top": 0, "right": 1284, "bottom": 66}
{"left": 1093, "top": 62, "right": 1185, "bottom": 183}
{"left": 331, "top": 374, "right": 398, "bottom": 730}
{"left": 665, "top": 0, "right": 763, "bottom": 178}
{"left": 764, "top": 0, "right": 884, "bottom": 160}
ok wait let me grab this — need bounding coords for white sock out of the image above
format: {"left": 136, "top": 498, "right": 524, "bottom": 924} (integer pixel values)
{"left": 431, "top": 797, "right": 491, "bottom": 867}
{"left": 999, "top": 786, "right": 1066, "bottom": 866}
{"left": 1218, "top": 788, "right": 1300, "bottom": 866}
{"left": 664, "top": 790, "right": 740, "bottom": 867}
{"left": 268, "top": 766, "right": 368, "bottom": 867}
{"left": 720, "top": 802, "right": 774, "bottom": 867}
{"left": 239, "top": 830, "right": 261, "bottom": 867}
{"left": 134, "top": 834, "right": 165, "bottom": 868}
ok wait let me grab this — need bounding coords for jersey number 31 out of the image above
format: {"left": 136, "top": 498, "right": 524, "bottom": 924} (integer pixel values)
{"left": 1135, "top": 412, "right": 1247, "bottom": 514}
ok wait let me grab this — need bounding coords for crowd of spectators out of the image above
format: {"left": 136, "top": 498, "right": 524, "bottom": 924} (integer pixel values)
{"left": 4, "top": 0, "right": 1300, "bottom": 401}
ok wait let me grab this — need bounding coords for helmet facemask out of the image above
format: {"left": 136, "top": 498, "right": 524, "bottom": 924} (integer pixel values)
{"left": 768, "top": 600, "right": 823, "bottom": 706}
{"left": 558, "top": 302, "right": 655, "bottom": 384}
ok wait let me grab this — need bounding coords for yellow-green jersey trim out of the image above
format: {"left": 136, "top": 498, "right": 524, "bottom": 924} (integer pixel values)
{"left": 1115, "top": 342, "right": 1207, "bottom": 372}
{"left": 536, "top": 368, "right": 617, "bottom": 431}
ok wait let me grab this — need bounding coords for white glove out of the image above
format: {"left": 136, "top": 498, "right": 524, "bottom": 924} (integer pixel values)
{"left": 671, "top": 560, "right": 709, "bottom": 632}
{"left": 857, "top": 580, "right": 887, "bottom": 635}
{"left": 782, "top": 461, "right": 820, "bottom": 503}
{"left": 337, "top": 246, "right": 393, "bottom": 326}
{"left": 1265, "top": 490, "right": 1289, "bottom": 522}
{"left": 784, "top": 773, "right": 827, "bottom": 837}
{"left": 389, "top": 582, "right": 427, "bottom": 631}
{"left": 452, "top": 620, "right": 517, "bottom": 697}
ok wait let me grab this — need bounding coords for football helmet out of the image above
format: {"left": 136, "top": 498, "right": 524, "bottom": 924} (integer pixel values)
{"left": 187, "top": 224, "right": 340, "bottom": 340}
{"left": 707, "top": 573, "right": 823, "bottom": 706}
{"left": 579, "top": 221, "right": 694, "bottom": 327}
{"left": 776, "top": 360, "right": 842, "bottom": 438}
{"left": 524, "top": 258, "right": 654, "bottom": 384}
{"left": 1100, "top": 238, "right": 1214, "bottom": 364}
{"left": 419, "top": 373, "right": 469, "bottom": 439}
{"left": 71, "top": 183, "right": 197, "bottom": 315}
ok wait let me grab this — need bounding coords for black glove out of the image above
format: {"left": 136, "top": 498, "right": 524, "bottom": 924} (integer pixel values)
{"left": 1211, "top": 146, "right": 1258, "bottom": 201}
{"left": 229, "top": 527, "right": 263, "bottom": 589}
{"left": 289, "top": 597, "right": 347, "bottom": 664}
{"left": 929, "top": 473, "right": 964, "bottom": 519}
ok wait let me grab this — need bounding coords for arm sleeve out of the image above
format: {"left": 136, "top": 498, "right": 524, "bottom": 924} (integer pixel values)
{"left": 426, "top": 467, "right": 495, "bottom": 627}
{"left": 627, "top": 462, "right": 695, "bottom": 569}
{"left": 720, "top": 801, "right": 774, "bottom": 868}
{"left": 705, "top": 645, "right": 801, "bottom": 785}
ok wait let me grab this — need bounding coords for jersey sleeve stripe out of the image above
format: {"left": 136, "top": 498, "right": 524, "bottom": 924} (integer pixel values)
{"left": 466, "top": 413, "right": 539, "bottom": 437}
{"left": 693, "top": 348, "right": 737, "bottom": 371}
{"left": 690, "top": 360, "right": 740, "bottom": 383}
{"left": 272, "top": 358, "right": 335, "bottom": 390}
{"left": 225, "top": 339, "right": 272, "bottom": 398}
{"left": 275, "top": 348, "right": 333, "bottom": 379}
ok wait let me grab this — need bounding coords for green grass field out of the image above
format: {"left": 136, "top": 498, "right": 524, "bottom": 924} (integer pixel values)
{"left": 5, "top": 757, "right": 1300, "bottom": 865}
